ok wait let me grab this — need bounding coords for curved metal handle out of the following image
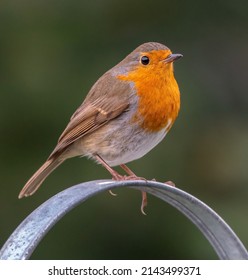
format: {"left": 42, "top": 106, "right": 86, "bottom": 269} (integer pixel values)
{"left": 0, "top": 180, "right": 247, "bottom": 260}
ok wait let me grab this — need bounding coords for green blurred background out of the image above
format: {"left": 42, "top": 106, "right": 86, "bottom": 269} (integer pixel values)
{"left": 0, "top": 0, "right": 248, "bottom": 259}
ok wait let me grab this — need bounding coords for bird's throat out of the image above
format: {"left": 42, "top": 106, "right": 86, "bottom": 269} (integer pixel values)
{"left": 118, "top": 70, "right": 180, "bottom": 132}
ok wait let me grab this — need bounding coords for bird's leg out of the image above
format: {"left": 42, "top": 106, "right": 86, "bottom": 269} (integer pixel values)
{"left": 94, "top": 154, "right": 122, "bottom": 196}
{"left": 120, "top": 165, "right": 175, "bottom": 213}
{"left": 120, "top": 164, "right": 147, "bottom": 215}
{"left": 95, "top": 154, "right": 125, "bottom": 180}
{"left": 94, "top": 155, "right": 147, "bottom": 214}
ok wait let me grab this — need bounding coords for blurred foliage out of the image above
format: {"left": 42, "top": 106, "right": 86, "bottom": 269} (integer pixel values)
{"left": 0, "top": 0, "right": 248, "bottom": 259}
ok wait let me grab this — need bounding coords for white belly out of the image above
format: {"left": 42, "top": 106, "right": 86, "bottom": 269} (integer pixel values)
{"left": 72, "top": 111, "right": 172, "bottom": 167}
{"left": 109, "top": 127, "right": 168, "bottom": 166}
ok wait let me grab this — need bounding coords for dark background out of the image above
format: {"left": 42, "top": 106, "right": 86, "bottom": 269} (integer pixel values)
{"left": 0, "top": 0, "right": 248, "bottom": 259}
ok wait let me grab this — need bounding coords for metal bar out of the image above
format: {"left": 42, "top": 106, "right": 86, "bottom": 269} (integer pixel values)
{"left": 0, "top": 180, "right": 247, "bottom": 260}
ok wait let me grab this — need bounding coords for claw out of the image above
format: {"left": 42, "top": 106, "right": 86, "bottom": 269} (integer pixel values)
{"left": 109, "top": 189, "right": 117, "bottom": 196}
{"left": 165, "top": 180, "right": 175, "bottom": 187}
{"left": 141, "top": 191, "right": 147, "bottom": 215}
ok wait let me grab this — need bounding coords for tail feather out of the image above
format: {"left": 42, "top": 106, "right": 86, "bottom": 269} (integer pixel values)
{"left": 18, "top": 157, "right": 64, "bottom": 199}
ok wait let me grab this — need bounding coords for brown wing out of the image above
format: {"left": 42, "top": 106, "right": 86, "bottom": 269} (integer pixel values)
{"left": 48, "top": 72, "right": 131, "bottom": 159}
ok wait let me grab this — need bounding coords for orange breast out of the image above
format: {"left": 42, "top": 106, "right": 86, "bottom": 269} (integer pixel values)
{"left": 118, "top": 62, "right": 180, "bottom": 132}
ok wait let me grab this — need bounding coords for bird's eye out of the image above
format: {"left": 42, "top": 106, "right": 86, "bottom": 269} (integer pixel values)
{"left": 140, "top": 56, "right": 150, "bottom": 65}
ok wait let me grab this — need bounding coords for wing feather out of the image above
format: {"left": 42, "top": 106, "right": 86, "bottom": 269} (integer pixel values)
{"left": 48, "top": 73, "right": 131, "bottom": 158}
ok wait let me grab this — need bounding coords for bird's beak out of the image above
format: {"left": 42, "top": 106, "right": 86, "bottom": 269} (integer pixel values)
{"left": 163, "top": 53, "right": 183, "bottom": 63}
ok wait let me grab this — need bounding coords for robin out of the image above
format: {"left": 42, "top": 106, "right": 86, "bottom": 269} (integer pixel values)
{"left": 19, "top": 42, "right": 182, "bottom": 214}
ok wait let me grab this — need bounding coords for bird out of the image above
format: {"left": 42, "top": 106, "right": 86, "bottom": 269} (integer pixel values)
{"left": 19, "top": 42, "right": 182, "bottom": 214}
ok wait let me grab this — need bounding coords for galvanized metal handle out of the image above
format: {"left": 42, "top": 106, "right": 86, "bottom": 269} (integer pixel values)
{"left": 0, "top": 180, "right": 247, "bottom": 260}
